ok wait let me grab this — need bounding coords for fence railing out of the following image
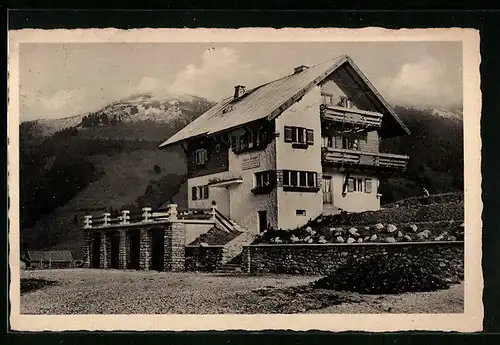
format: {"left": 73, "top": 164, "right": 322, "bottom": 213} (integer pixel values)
{"left": 83, "top": 204, "right": 216, "bottom": 230}
{"left": 322, "top": 147, "right": 409, "bottom": 171}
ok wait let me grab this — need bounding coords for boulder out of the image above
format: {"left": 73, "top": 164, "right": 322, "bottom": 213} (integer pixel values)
{"left": 387, "top": 224, "right": 397, "bottom": 233}
{"left": 434, "top": 235, "right": 444, "bottom": 241}
{"left": 357, "top": 238, "right": 363, "bottom": 243}
{"left": 303, "top": 235, "right": 311, "bottom": 242}
{"left": 348, "top": 228, "right": 359, "bottom": 236}
{"left": 409, "top": 224, "right": 418, "bottom": 232}
{"left": 307, "top": 238, "right": 314, "bottom": 244}
{"left": 336, "top": 236, "right": 345, "bottom": 243}
{"left": 290, "top": 235, "right": 300, "bottom": 243}
{"left": 200, "top": 242, "right": 209, "bottom": 247}
{"left": 347, "top": 237, "right": 356, "bottom": 244}
{"left": 305, "top": 226, "right": 313, "bottom": 234}
{"left": 386, "top": 237, "right": 396, "bottom": 243}
{"left": 329, "top": 227, "right": 336, "bottom": 232}
{"left": 364, "top": 236, "right": 370, "bottom": 241}
{"left": 364, "top": 226, "right": 370, "bottom": 230}
{"left": 318, "top": 238, "right": 328, "bottom": 244}
{"left": 417, "top": 232, "right": 428, "bottom": 240}
{"left": 275, "top": 237, "right": 283, "bottom": 244}
{"left": 397, "top": 231, "right": 403, "bottom": 238}
{"left": 423, "top": 230, "right": 431, "bottom": 237}
{"left": 374, "top": 223, "right": 384, "bottom": 231}
{"left": 448, "top": 236, "right": 457, "bottom": 241}
{"left": 370, "top": 234, "right": 378, "bottom": 241}
{"left": 404, "top": 234, "right": 412, "bottom": 241}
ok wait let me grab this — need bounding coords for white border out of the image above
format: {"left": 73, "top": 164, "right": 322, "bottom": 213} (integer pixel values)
{"left": 8, "top": 27, "right": 483, "bottom": 332}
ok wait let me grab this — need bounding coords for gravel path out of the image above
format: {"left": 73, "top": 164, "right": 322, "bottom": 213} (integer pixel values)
{"left": 20, "top": 269, "right": 463, "bottom": 314}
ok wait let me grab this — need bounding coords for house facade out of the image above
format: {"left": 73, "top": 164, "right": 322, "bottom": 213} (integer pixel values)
{"left": 160, "top": 55, "right": 410, "bottom": 233}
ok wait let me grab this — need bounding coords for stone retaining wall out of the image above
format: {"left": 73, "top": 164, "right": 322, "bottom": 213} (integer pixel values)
{"left": 242, "top": 242, "right": 464, "bottom": 278}
{"left": 185, "top": 245, "right": 224, "bottom": 271}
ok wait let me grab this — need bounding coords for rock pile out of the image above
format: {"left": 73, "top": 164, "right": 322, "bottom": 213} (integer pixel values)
{"left": 312, "top": 255, "right": 451, "bottom": 294}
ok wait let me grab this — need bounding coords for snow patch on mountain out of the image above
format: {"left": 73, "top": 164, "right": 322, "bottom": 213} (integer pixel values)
{"left": 23, "top": 92, "right": 214, "bottom": 137}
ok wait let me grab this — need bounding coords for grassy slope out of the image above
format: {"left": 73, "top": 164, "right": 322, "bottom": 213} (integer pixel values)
{"left": 22, "top": 147, "right": 186, "bottom": 259}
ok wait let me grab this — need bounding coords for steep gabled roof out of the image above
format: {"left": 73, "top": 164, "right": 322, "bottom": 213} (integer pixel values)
{"left": 159, "top": 55, "right": 409, "bottom": 149}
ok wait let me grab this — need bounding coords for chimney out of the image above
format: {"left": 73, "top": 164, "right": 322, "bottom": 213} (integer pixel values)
{"left": 294, "top": 65, "right": 309, "bottom": 74}
{"left": 234, "top": 85, "right": 246, "bottom": 100}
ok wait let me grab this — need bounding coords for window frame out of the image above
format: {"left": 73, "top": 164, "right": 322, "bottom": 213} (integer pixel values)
{"left": 282, "top": 170, "right": 319, "bottom": 192}
{"left": 285, "top": 126, "right": 313, "bottom": 148}
{"left": 194, "top": 148, "right": 208, "bottom": 165}
{"left": 346, "top": 177, "right": 368, "bottom": 193}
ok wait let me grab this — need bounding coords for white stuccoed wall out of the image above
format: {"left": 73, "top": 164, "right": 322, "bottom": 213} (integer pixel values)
{"left": 227, "top": 139, "right": 278, "bottom": 233}
{"left": 187, "top": 138, "right": 278, "bottom": 233}
{"left": 275, "top": 86, "right": 324, "bottom": 230}
{"left": 188, "top": 173, "right": 231, "bottom": 216}
{"left": 322, "top": 170, "right": 380, "bottom": 214}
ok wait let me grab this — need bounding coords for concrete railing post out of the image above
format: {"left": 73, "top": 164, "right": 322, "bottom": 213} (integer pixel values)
{"left": 83, "top": 215, "right": 93, "bottom": 229}
{"left": 142, "top": 207, "right": 152, "bottom": 222}
{"left": 211, "top": 202, "right": 217, "bottom": 222}
{"left": 103, "top": 213, "right": 111, "bottom": 227}
{"left": 120, "top": 210, "right": 130, "bottom": 225}
{"left": 167, "top": 204, "right": 178, "bottom": 221}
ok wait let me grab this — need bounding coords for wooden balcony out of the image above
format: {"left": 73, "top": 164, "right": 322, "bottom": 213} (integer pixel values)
{"left": 320, "top": 103, "right": 383, "bottom": 129}
{"left": 322, "top": 147, "right": 409, "bottom": 171}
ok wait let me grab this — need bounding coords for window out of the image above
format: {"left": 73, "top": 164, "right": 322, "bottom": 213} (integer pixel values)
{"left": 306, "top": 129, "right": 314, "bottom": 145}
{"left": 231, "top": 128, "right": 267, "bottom": 153}
{"left": 307, "top": 172, "right": 316, "bottom": 187}
{"left": 255, "top": 171, "right": 276, "bottom": 189}
{"left": 346, "top": 177, "right": 367, "bottom": 193}
{"left": 365, "top": 178, "right": 372, "bottom": 193}
{"left": 192, "top": 185, "right": 209, "bottom": 200}
{"left": 322, "top": 134, "right": 362, "bottom": 150}
{"left": 194, "top": 148, "right": 208, "bottom": 165}
{"left": 321, "top": 92, "right": 334, "bottom": 105}
{"left": 296, "top": 210, "right": 307, "bottom": 216}
{"left": 284, "top": 126, "right": 314, "bottom": 146}
{"left": 253, "top": 171, "right": 277, "bottom": 194}
{"left": 282, "top": 170, "right": 318, "bottom": 191}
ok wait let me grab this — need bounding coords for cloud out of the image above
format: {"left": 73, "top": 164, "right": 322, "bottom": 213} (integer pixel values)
{"left": 21, "top": 88, "right": 90, "bottom": 120}
{"left": 167, "top": 47, "right": 278, "bottom": 101}
{"left": 377, "top": 58, "right": 462, "bottom": 109}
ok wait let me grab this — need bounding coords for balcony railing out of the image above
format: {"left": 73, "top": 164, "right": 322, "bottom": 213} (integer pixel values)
{"left": 322, "top": 147, "right": 409, "bottom": 171}
{"left": 83, "top": 204, "right": 216, "bottom": 230}
{"left": 320, "top": 103, "right": 383, "bottom": 129}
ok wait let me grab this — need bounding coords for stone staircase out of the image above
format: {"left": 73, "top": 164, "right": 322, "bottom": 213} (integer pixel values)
{"left": 213, "top": 230, "right": 257, "bottom": 274}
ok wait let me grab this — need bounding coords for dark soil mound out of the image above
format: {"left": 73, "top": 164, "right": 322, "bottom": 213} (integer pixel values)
{"left": 21, "top": 278, "right": 57, "bottom": 294}
{"left": 313, "top": 255, "right": 451, "bottom": 294}
{"left": 189, "top": 227, "right": 242, "bottom": 246}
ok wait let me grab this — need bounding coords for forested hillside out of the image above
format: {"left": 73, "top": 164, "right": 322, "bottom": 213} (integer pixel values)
{"left": 379, "top": 106, "right": 463, "bottom": 204}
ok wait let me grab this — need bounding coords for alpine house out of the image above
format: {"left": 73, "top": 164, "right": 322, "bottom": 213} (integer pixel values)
{"left": 159, "top": 55, "right": 410, "bottom": 233}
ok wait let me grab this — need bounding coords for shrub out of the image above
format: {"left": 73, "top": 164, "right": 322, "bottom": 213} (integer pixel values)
{"left": 312, "top": 254, "right": 452, "bottom": 294}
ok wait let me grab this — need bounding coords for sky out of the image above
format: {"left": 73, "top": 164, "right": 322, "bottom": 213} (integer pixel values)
{"left": 19, "top": 41, "right": 463, "bottom": 122}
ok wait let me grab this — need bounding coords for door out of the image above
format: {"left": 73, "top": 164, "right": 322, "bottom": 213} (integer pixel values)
{"left": 323, "top": 176, "right": 333, "bottom": 204}
{"left": 150, "top": 228, "right": 165, "bottom": 271}
{"left": 258, "top": 210, "right": 268, "bottom": 233}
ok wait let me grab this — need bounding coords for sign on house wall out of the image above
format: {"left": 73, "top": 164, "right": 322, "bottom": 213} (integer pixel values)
{"left": 242, "top": 154, "right": 261, "bottom": 170}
